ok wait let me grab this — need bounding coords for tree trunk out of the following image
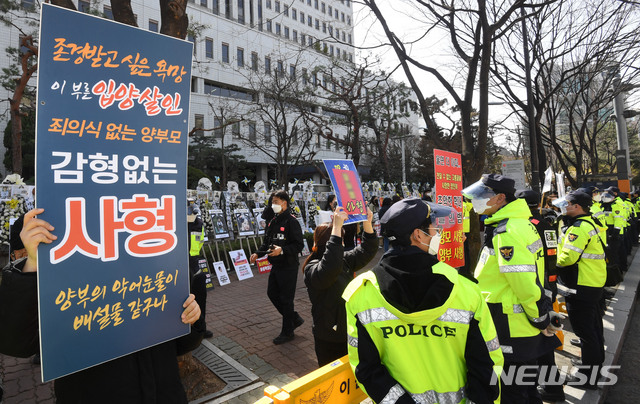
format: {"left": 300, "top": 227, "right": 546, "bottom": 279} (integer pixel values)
{"left": 111, "top": 0, "right": 138, "bottom": 26}
{"left": 160, "top": 0, "right": 189, "bottom": 39}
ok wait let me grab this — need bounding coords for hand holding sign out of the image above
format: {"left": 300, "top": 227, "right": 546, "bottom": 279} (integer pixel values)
{"left": 20, "top": 208, "right": 57, "bottom": 273}
{"left": 180, "top": 294, "right": 201, "bottom": 325}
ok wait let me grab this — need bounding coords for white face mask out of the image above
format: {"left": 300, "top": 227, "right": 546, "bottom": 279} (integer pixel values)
{"left": 471, "top": 198, "right": 491, "bottom": 215}
{"left": 271, "top": 203, "right": 282, "bottom": 214}
{"left": 593, "top": 193, "right": 601, "bottom": 202}
{"left": 419, "top": 230, "right": 441, "bottom": 256}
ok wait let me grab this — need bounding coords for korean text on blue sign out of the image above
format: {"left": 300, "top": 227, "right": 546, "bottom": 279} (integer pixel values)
{"left": 322, "top": 159, "right": 367, "bottom": 224}
{"left": 35, "top": 4, "right": 192, "bottom": 382}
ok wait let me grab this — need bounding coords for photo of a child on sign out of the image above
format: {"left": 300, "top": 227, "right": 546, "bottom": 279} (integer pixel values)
{"left": 322, "top": 159, "right": 368, "bottom": 224}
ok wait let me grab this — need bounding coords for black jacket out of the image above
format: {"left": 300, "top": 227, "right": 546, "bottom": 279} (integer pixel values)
{"left": 0, "top": 260, "right": 205, "bottom": 404}
{"left": 303, "top": 231, "right": 378, "bottom": 343}
{"left": 259, "top": 208, "right": 304, "bottom": 269}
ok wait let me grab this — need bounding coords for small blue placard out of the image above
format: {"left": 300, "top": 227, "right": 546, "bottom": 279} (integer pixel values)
{"left": 322, "top": 159, "right": 367, "bottom": 224}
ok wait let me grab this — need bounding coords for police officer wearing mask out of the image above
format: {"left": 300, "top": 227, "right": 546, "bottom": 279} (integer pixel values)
{"left": 463, "top": 174, "right": 561, "bottom": 403}
{"left": 515, "top": 189, "right": 565, "bottom": 402}
{"left": 344, "top": 198, "right": 503, "bottom": 404}
{"left": 555, "top": 190, "right": 607, "bottom": 389}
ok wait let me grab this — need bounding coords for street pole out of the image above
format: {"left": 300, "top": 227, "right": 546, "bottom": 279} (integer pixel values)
{"left": 401, "top": 137, "right": 406, "bottom": 183}
{"left": 613, "top": 75, "right": 631, "bottom": 192}
{"left": 521, "top": 7, "right": 540, "bottom": 192}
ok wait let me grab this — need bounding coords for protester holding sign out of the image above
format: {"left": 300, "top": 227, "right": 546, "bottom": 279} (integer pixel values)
{"left": 250, "top": 190, "right": 304, "bottom": 345}
{"left": 303, "top": 206, "right": 377, "bottom": 366}
{"left": 0, "top": 208, "right": 205, "bottom": 403}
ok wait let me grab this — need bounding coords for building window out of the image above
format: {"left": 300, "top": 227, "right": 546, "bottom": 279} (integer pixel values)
{"left": 191, "top": 77, "right": 198, "bottom": 92}
{"left": 314, "top": 0, "right": 318, "bottom": 9}
{"left": 251, "top": 52, "right": 258, "bottom": 71}
{"left": 328, "top": 5, "right": 331, "bottom": 15}
{"left": 292, "top": 8, "right": 296, "bottom": 19}
{"left": 315, "top": 18, "right": 319, "bottom": 30}
{"left": 277, "top": 60, "right": 284, "bottom": 76}
{"left": 308, "top": 15, "right": 312, "bottom": 27}
{"left": 266, "top": 20, "right": 272, "bottom": 32}
{"left": 264, "top": 123, "right": 272, "bottom": 143}
{"left": 206, "top": 38, "right": 214, "bottom": 58}
{"left": 321, "top": 2, "right": 325, "bottom": 13}
{"left": 284, "top": 4, "right": 288, "bottom": 16}
{"left": 222, "top": 43, "right": 230, "bottom": 63}
{"left": 275, "top": 23, "right": 281, "bottom": 36}
{"left": 292, "top": 30, "right": 297, "bottom": 42}
{"left": 322, "top": 22, "right": 326, "bottom": 33}
{"left": 329, "top": 45, "right": 333, "bottom": 56}
{"left": 212, "top": 0, "right": 220, "bottom": 14}
{"left": 289, "top": 64, "right": 296, "bottom": 79}
{"left": 78, "top": 0, "right": 90, "bottom": 12}
{"left": 342, "top": 31, "right": 345, "bottom": 42}
{"left": 21, "top": 0, "right": 35, "bottom": 9}
{"left": 307, "top": 0, "right": 311, "bottom": 5}
{"left": 336, "top": 48, "right": 340, "bottom": 58}
{"left": 266, "top": 0, "right": 271, "bottom": 8}
{"left": 348, "top": 34, "right": 352, "bottom": 44}
{"left": 214, "top": 118, "right": 224, "bottom": 139}
{"left": 194, "top": 114, "right": 204, "bottom": 137}
{"left": 284, "top": 26, "right": 289, "bottom": 39}
{"left": 341, "top": 12, "right": 345, "bottom": 22}
{"left": 149, "top": 19, "right": 159, "bottom": 32}
{"left": 248, "top": 121, "right": 257, "bottom": 141}
{"left": 312, "top": 72, "right": 318, "bottom": 86}
{"left": 302, "top": 68, "right": 308, "bottom": 85}
{"left": 308, "top": 36, "right": 313, "bottom": 47}
{"left": 238, "top": 0, "right": 245, "bottom": 24}
{"left": 301, "top": 33, "right": 306, "bottom": 45}
{"left": 334, "top": 9, "right": 338, "bottom": 19}
{"left": 265, "top": 56, "right": 271, "bottom": 74}
{"left": 275, "top": 0, "right": 280, "bottom": 12}
{"left": 225, "top": 0, "right": 233, "bottom": 19}
{"left": 103, "top": 6, "right": 113, "bottom": 19}
{"left": 232, "top": 121, "right": 241, "bottom": 138}
{"left": 300, "top": 11, "right": 304, "bottom": 23}
{"left": 201, "top": 0, "right": 208, "bottom": 6}
{"left": 237, "top": 47, "right": 245, "bottom": 67}
{"left": 347, "top": 16, "right": 351, "bottom": 25}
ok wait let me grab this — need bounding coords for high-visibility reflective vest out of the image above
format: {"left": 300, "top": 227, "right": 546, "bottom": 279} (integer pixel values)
{"left": 475, "top": 199, "right": 548, "bottom": 340}
{"left": 190, "top": 227, "right": 205, "bottom": 256}
{"left": 344, "top": 263, "right": 503, "bottom": 403}
{"left": 463, "top": 201, "right": 473, "bottom": 233}
{"left": 557, "top": 216, "right": 607, "bottom": 289}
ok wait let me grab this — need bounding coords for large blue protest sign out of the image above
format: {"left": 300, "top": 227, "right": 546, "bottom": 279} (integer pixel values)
{"left": 35, "top": 4, "right": 192, "bottom": 382}
{"left": 322, "top": 159, "right": 367, "bottom": 224}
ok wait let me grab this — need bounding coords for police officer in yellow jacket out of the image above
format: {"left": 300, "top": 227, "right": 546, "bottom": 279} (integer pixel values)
{"left": 463, "top": 174, "right": 561, "bottom": 403}
{"left": 188, "top": 201, "right": 213, "bottom": 338}
{"left": 556, "top": 190, "right": 606, "bottom": 390}
{"left": 344, "top": 198, "right": 503, "bottom": 404}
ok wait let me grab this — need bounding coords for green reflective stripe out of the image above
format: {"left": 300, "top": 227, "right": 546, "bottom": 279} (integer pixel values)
{"left": 565, "top": 244, "right": 584, "bottom": 254}
{"left": 438, "top": 308, "right": 474, "bottom": 324}
{"left": 582, "top": 252, "right": 605, "bottom": 260}
{"left": 500, "top": 264, "right": 536, "bottom": 273}
{"left": 527, "top": 239, "right": 543, "bottom": 254}
{"left": 410, "top": 386, "right": 466, "bottom": 404}
{"left": 380, "top": 384, "right": 405, "bottom": 404}
{"left": 486, "top": 337, "right": 500, "bottom": 352}
{"left": 357, "top": 307, "right": 398, "bottom": 325}
{"left": 348, "top": 335, "right": 358, "bottom": 348}
{"left": 588, "top": 229, "right": 599, "bottom": 237}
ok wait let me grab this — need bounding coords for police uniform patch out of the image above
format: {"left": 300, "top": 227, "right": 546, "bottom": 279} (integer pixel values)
{"left": 568, "top": 233, "right": 579, "bottom": 242}
{"left": 499, "top": 246, "right": 514, "bottom": 261}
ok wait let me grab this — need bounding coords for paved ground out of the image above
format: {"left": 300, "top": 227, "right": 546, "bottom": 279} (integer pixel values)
{"left": 1, "top": 244, "right": 639, "bottom": 404}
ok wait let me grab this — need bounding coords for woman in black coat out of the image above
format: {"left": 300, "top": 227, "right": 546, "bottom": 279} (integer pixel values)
{"left": 303, "top": 207, "right": 378, "bottom": 366}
